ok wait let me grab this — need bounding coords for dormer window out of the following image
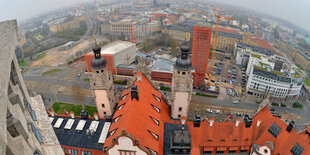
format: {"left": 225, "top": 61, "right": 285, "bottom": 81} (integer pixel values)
{"left": 118, "top": 104, "right": 125, "bottom": 110}
{"left": 109, "top": 128, "right": 118, "bottom": 136}
{"left": 152, "top": 105, "right": 160, "bottom": 113}
{"left": 153, "top": 95, "right": 161, "bottom": 102}
{"left": 114, "top": 115, "right": 122, "bottom": 122}
{"left": 121, "top": 94, "right": 128, "bottom": 100}
{"left": 150, "top": 116, "right": 160, "bottom": 126}
{"left": 148, "top": 130, "right": 159, "bottom": 140}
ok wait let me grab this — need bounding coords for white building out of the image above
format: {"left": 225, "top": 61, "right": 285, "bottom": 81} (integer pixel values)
{"left": 234, "top": 43, "right": 274, "bottom": 68}
{"left": 245, "top": 54, "right": 275, "bottom": 76}
{"left": 246, "top": 66, "right": 304, "bottom": 102}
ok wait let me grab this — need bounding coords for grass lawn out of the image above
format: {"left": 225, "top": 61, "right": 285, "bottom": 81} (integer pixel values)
{"left": 18, "top": 61, "right": 27, "bottom": 67}
{"left": 42, "top": 69, "right": 61, "bottom": 75}
{"left": 52, "top": 102, "right": 97, "bottom": 117}
{"left": 295, "top": 63, "right": 304, "bottom": 70}
{"left": 36, "top": 53, "right": 45, "bottom": 60}
{"left": 304, "top": 77, "right": 310, "bottom": 87}
{"left": 83, "top": 78, "right": 90, "bottom": 82}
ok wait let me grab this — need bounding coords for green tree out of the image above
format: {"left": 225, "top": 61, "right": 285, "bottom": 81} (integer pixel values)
{"left": 141, "top": 41, "right": 151, "bottom": 52}
{"left": 170, "top": 39, "right": 179, "bottom": 57}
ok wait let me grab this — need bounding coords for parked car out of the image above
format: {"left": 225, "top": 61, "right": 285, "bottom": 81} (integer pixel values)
{"left": 270, "top": 108, "right": 275, "bottom": 111}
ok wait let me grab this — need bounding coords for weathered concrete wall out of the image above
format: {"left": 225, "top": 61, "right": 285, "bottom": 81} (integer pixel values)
{"left": 0, "top": 20, "right": 63, "bottom": 155}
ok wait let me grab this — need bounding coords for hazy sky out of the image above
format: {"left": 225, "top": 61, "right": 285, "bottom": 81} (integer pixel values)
{"left": 210, "top": 0, "right": 310, "bottom": 32}
{"left": 0, "top": 0, "right": 309, "bottom": 32}
{"left": 0, "top": 0, "right": 91, "bottom": 22}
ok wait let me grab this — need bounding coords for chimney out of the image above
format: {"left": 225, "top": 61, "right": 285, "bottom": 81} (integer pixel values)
{"left": 194, "top": 114, "right": 201, "bottom": 127}
{"left": 235, "top": 118, "right": 241, "bottom": 127}
{"left": 94, "top": 112, "right": 99, "bottom": 120}
{"left": 181, "top": 116, "right": 186, "bottom": 125}
{"left": 244, "top": 115, "right": 253, "bottom": 128}
{"left": 49, "top": 109, "right": 55, "bottom": 117}
{"left": 80, "top": 109, "right": 88, "bottom": 119}
{"left": 70, "top": 111, "right": 74, "bottom": 118}
{"left": 131, "top": 85, "right": 139, "bottom": 101}
{"left": 209, "top": 118, "right": 215, "bottom": 127}
{"left": 257, "top": 120, "right": 261, "bottom": 127}
{"left": 286, "top": 120, "right": 295, "bottom": 132}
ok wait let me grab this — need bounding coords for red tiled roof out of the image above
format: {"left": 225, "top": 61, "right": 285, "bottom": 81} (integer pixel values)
{"left": 216, "top": 27, "right": 239, "bottom": 34}
{"left": 249, "top": 35, "right": 276, "bottom": 51}
{"left": 104, "top": 72, "right": 171, "bottom": 155}
{"left": 187, "top": 107, "right": 310, "bottom": 154}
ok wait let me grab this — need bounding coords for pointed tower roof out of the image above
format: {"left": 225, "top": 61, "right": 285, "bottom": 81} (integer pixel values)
{"left": 175, "top": 45, "right": 192, "bottom": 71}
{"left": 91, "top": 45, "right": 107, "bottom": 70}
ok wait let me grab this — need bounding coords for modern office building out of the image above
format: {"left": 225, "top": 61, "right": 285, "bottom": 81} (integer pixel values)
{"left": 191, "top": 24, "right": 212, "bottom": 87}
{"left": 246, "top": 66, "right": 304, "bottom": 101}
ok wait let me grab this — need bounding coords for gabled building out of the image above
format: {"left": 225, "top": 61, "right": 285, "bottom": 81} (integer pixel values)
{"left": 103, "top": 72, "right": 172, "bottom": 155}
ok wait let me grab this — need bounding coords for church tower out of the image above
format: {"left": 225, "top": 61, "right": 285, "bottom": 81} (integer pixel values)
{"left": 171, "top": 45, "right": 193, "bottom": 119}
{"left": 90, "top": 45, "right": 115, "bottom": 118}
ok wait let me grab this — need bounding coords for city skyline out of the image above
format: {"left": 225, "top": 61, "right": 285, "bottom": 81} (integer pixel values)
{"left": 0, "top": 0, "right": 309, "bottom": 33}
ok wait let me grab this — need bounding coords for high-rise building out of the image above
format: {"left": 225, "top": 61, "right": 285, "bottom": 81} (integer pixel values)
{"left": 191, "top": 24, "right": 212, "bottom": 87}
{"left": 171, "top": 45, "right": 193, "bottom": 119}
{"left": 89, "top": 45, "right": 115, "bottom": 118}
{"left": 0, "top": 20, "right": 63, "bottom": 155}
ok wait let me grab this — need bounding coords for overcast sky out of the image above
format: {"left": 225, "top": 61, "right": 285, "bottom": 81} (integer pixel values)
{"left": 0, "top": 0, "right": 309, "bottom": 31}
{"left": 0, "top": 0, "right": 91, "bottom": 22}
{"left": 210, "top": 0, "right": 310, "bottom": 32}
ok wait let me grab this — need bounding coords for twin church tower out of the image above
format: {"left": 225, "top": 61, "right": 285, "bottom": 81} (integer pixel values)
{"left": 89, "top": 44, "right": 193, "bottom": 119}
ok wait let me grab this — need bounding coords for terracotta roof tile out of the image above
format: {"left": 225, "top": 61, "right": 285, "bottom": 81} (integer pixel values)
{"left": 104, "top": 72, "right": 170, "bottom": 154}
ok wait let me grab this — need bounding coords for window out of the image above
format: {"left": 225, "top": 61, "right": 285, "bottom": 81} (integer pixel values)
{"left": 182, "top": 72, "right": 185, "bottom": 75}
{"left": 81, "top": 150, "right": 92, "bottom": 155}
{"left": 150, "top": 116, "right": 160, "bottom": 126}
{"left": 109, "top": 128, "right": 118, "bottom": 136}
{"left": 291, "top": 143, "right": 304, "bottom": 155}
{"left": 69, "top": 149, "right": 78, "bottom": 155}
{"left": 152, "top": 105, "right": 160, "bottom": 113}
{"left": 101, "top": 70, "right": 104, "bottom": 73}
{"left": 121, "top": 94, "right": 128, "bottom": 100}
{"left": 102, "top": 104, "right": 105, "bottom": 107}
{"left": 153, "top": 95, "right": 161, "bottom": 102}
{"left": 118, "top": 104, "right": 125, "bottom": 110}
{"left": 178, "top": 114, "right": 181, "bottom": 118}
{"left": 114, "top": 115, "right": 122, "bottom": 122}
{"left": 268, "top": 123, "right": 282, "bottom": 137}
{"left": 103, "top": 112, "right": 106, "bottom": 115}
{"left": 148, "top": 130, "right": 159, "bottom": 140}
{"left": 178, "top": 107, "right": 182, "bottom": 111}
{"left": 96, "top": 71, "right": 99, "bottom": 73}
{"left": 118, "top": 150, "right": 136, "bottom": 155}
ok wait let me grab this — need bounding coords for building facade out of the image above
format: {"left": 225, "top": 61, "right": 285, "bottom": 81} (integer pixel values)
{"left": 246, "top": 66, "right": 304, "bottom": 102}
{"left": 89, "top": 45, "right": 115, "bottom": 118}
{"left": 0, "top": 20, "right": 63, "bottom": 155}
{"left": 171, "top": 45, "right": 193, "bottom": 119}
{"left": 191, "top": 24, "right": 212, "bottom": 87}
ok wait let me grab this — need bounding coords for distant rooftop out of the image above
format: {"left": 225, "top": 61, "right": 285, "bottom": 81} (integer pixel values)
{"left": 87, "top": 41, "right": 135, "bottom": 55}
{"left": 150, "top": 58, "right": 174, "bottom": 73}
